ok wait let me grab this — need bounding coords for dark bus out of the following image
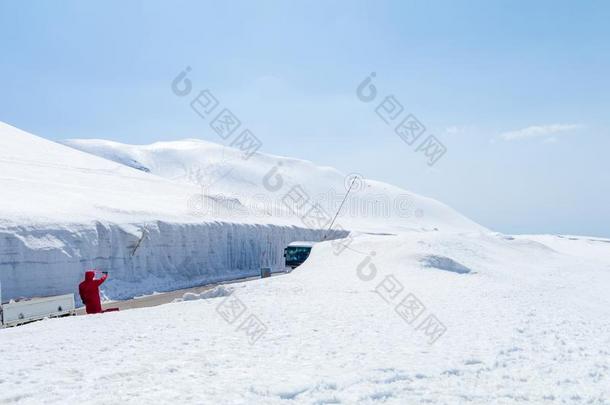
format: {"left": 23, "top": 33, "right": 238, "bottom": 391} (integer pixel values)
{"left": 284, "top": 241, "right": 316, "bottom": 269}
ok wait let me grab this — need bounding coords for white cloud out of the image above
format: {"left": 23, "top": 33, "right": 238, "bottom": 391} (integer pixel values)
{"left": 443, "top": 125, "right": 481, "bottom": 138}
{"left": 444, "top": 126, "right": 462, "bottom": 136}
{"left": 499, "top": 124, "right": 583, "bottom": 141}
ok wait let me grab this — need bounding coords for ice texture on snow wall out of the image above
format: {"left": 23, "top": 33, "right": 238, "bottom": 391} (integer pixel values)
{"left": 0, "top": 221, "right": 347, "bottom": 302}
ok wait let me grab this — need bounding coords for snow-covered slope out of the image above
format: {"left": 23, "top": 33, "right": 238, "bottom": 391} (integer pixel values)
{"left": 1, "top": 126, "right": 294, "bottom": 226}
{"left": 1, "top": 232, "right": 608, "bottom": 404}
{"left": 0, "top": 122, "right": 345, "bottom": 301}
{"left": 59, "top": 138, "right": 485, "bottom": 233}
{"left": 0, "top": 122, "right": 482, "bottom": 302}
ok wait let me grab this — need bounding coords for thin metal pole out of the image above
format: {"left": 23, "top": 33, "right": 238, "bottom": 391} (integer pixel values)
{"left": 323, "top": 176, "right": 357, "bottom": 240}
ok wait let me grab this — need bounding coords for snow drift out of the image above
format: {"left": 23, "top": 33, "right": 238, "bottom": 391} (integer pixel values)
{"left": 59, "top": 137, "right": 485, "bottom": 234}
{"left": 0, "top": 122, "right": 346, "bottom": 301}
{"left": 1, "top": 232, "right": 608, "bottom": 403}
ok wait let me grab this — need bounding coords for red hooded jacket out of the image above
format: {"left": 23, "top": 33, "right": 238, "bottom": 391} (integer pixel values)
{"left": 79, "top": 271, "right": 107, "bottom": 314}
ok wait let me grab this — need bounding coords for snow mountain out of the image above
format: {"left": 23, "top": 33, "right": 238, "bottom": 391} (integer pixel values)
{"left": 1, "top": 122, "right": 480, "bottom": 301}
{"left": 1, "top": 122, "right": 609, "bottom": 403}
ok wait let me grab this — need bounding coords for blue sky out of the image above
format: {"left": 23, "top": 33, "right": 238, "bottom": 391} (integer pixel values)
{"left": 1, "top": 0, "right": 608, "bottom": 237}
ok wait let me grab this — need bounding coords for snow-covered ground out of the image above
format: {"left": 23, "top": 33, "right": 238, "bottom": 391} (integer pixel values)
{"left": 1, "top": 121, "right": 609, "bottom": 403}
{"left": 1, "top": 232, "right": 608, "bottom": 404}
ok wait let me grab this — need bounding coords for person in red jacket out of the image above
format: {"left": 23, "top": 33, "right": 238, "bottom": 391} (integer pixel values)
{"left": 79, "top": 270, "right": 108, "bottom": 314}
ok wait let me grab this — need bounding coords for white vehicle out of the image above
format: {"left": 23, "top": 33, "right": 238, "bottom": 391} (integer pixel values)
{"left": 0, "top": 282, "right": 75, "bottom": 328}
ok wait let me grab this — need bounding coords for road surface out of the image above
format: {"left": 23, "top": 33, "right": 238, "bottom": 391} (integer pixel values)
{"left": 76, "top": 273, "right": 285, "bottom": 314}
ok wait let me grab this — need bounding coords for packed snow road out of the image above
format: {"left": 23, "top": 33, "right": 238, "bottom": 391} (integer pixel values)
{"left": 74, "top": 273, "right": 282, "bottom": 314}
{"left": 1, "top": 232, "right": 608, "bottom": 404}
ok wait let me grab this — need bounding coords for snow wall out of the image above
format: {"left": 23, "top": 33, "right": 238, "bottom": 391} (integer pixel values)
{"left": 0, "top": 221, "right": 348, "bottom": 303}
